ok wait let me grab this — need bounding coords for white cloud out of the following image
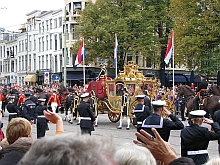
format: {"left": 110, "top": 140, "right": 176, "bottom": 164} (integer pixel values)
{"left": 0, "top": 0, "right": 63, "bottom": 31}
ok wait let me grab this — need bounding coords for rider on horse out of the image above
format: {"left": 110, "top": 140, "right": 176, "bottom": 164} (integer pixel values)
{"left": 194, "top": 74, "right": 208, "bottom": 110}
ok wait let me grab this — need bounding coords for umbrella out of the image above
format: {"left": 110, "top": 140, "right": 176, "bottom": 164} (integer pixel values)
{"left": 190, "top": 70, "right": 195, "bottom": 84}
{"left": 217, "top": 71, "right": 220, "bottom": 86}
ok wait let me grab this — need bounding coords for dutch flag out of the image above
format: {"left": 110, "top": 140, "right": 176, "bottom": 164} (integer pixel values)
{"left": 114, "top": 34, "right": 118, "bottom": 68}
{"left": 74, "top": 39, "right": 86, "bottom": 67}
{"left": 164, "top": 30, "right": 174, "bottom": 65}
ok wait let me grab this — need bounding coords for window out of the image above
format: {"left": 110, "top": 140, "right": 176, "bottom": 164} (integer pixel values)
{"left": 50, "top": 34, "right": 52, "bottom": 49}
{"left": 46, "top": 35, "right": 48, "bottom": 50}
{"left": 42, "top": 37, "right": 44, "bottom": 51}
{"left": 29, "top": 35, "right": 31, "bottom": 51}
{"left": 29, "top": 54, "right": 31, "bottom": 70}
{"left": 54, "top": 19, "right": 57, "bottom": 28}
{"left": 42, "top": 55, "right": 44, "bottom": 69}
{"left": 22, "top": 40, "right": 24, "bottom": 52}
{"left": 66, "top": 24, "right": 69, "bottom": 40}
{"left": 59, "top": 33, "right": 62, "bottom": 50}
{"left": 39, "top": 23, "right": 41, "bottom": 33}
{"left": 22, "top": 56, "right": 24, "bottom": 70}
{"left": 0, "top": 61, "right": 2, "bottom": 72}
{"left": 60, "top": 54, "right": 62, "bottom": 71}
{"left": 42, "top": 22, "right": 44, "bottom": 32}
{"left": 19, "top": 56, "right": 21, "bottom": 71}
{"left": 33, "top": 54, "right": 36, "bottom": 70}
{"left": 39, "top": 38, "right": 41, "bottom": 52}
{"left": 46, "top": 54, "right": 48, "bottom": 69}
{"left": 54, "top": 55, "right": 57, "bottom": 73}
{"left": 146, "top": 57, "right": 151, "bottom": 68}
{"left": 59, "top": 17, "right": 62, "bottom": 27}
{"left": 38, "top": 56, "right": 41, "bottom": 69}
{"left": 25, "top": 39, "right": 27, "bottom": 51}
{"left": 46, "top": 20, "right": 49, "bottom": 31}
{"left": 25, "top": 55, "right": 28, "bottom": 70}
{"left": 54, "top": 34, "right": 57, "bottom": 50}
{"left": 50, "top": 19, "right": 52, "bottom": 29}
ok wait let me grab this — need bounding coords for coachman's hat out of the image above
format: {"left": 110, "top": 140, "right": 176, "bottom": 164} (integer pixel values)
{"left": 8, "top": 95, "right": 15, "bottom": 99}
{"left": 200, "top": 74, "right": 206, "bottom": 78}
{"left": 38, "top": 98, "right": 46, "bottom": 102}
{"left": 135, "top": 95, "right": 146, "bottom": 100}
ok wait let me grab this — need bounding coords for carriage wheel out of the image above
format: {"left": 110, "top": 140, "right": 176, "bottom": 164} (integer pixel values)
{"left": 108, "top": 111, "right": 120, "bottom": 123}
{"left": 129, "top": 100, "right": 138, "bottom": 126}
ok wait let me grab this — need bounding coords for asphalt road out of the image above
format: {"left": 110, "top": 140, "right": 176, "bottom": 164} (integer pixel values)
{"left": 1, "top": 111, "right": 219, "bottom": 158}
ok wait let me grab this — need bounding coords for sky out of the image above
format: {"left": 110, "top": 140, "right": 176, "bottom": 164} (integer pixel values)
{"left": 0, "top": 0, "right": 64, "bottom": 31}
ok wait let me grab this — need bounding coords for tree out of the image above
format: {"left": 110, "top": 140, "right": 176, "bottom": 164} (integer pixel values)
{"left": 71, "top": 0, "right": 173, "bottom": 72}
{"left": 170, "top": 0, "right": 220, "bottom": 76}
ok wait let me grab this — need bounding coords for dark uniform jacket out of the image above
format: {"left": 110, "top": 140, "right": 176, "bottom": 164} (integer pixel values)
{"left": 36, "top": 105, "right": 47, "bottom": 120}
{"left": 21, "top": 99, "right": 37, "bottom": 122}
{"left": 6, "top": 102, "right": 18, "bottom": 114}
{"left": 214, "top": 110, "right": 220, "bottom": 144}
{"left": 142, "top": 113, "right": 184, "bottom": 142}
{"left": 181, "top": 122, "right": 220, "bottom": 165}
{"left": 78, "top": 101, "right": 96, "bottom": 130}
{"left": 196, "top": 79, "right": 208, "bottom": 93}
{"left": 144, "top": 96, "right": 151, "bottom": 110}
{"left": 134, "top": 104, "right": 151, "bottom": 123}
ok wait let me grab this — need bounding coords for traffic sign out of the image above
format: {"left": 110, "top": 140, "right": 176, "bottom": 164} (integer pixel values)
{"left": 44, "top": 72, "right": 49, "bottom": 84}
{"left": 53, "top": 75, "right": 60, "bottom": 81}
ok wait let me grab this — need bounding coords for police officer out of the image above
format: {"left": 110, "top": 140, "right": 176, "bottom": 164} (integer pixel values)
{"left": 133, "top": 95, "right": 151, "bottom": 132}
{"left": 77, "top": 93, "right": 96, "bottom": 135}
{"left": 141, "top": 100, "right": 184, "bottom": 142}
{"left": 36, "top": 98, "right": 48, "bottom": 138}
{"left": 117, "top": 87, "right": 130, "bottom": 130}
{"left": 6, "top": 95, "right": 19, "bottom": 121}
{"left": 20, "top": 92, "right": 37, "bottom": 124}
{"left": 90, "top": 90, "right": 98, "bottom": 127}
{"left": 194, "top": 74, "right": 208, "bottom": 110}
{"left": 181, "top": 110, "right": 220, "bottom": 165}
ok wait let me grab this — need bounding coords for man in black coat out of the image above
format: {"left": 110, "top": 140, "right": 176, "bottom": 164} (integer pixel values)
{"left": 77, "top": 93, "right": 96, "bottom": 135}
{"left": 194, "top": 74, "right": 208, "bottom": 110}
{"left": 35, "top": 98, "right": 48, "bottom": 138}
{"left": 133, "top": 95, "right": 151, "bottom": 132}
{"left": 141, "top": 100, "right": 184, "bottom": 142}
{"left": 214, "top": 109, "right": 220, "bottom": 155}
{"left": 20, "top": 92, "right": 37, "bottom": 124}
{"left": 6, "top": 96, "right": 19, "bottom": 121}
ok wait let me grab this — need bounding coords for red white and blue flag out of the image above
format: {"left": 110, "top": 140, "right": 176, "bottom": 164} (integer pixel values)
{"left": 114, "top": 34, "right": 118, "bottom": 68}
{"left": 74, "top": 39, "right": 86, "bottom": 67}
{"left": 164, "top": 30, "right": 174, "bottom": 65}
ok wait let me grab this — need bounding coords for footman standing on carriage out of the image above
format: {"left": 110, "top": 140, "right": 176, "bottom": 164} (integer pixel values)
{"left": 194, "top": 74, "right": 208, "bottom": 111}
{"left": 36, "top": 98, "right": 48, "bottom": 138}
{"left": 77, "top": 93, "right": 96, "bottom": 135}
{"left": 181, "top": 110, "right": 220, "bottom": 165}
{"left": 117, "top": 87, "right": 130, "bottom": 130}
{"left": 97, "top": 63, "right": 107, "bottom": 79}
{"left": 90, "top": 90, "right": 98, "bottom": 127}
{"left": 6, "top": 95, "right": 19, "bottom": 121}
{"left": 133, "top": 95, "right": 151, "bottom": 133}
{"left": 141, "top": 100, "right": 184, "bottom": 142}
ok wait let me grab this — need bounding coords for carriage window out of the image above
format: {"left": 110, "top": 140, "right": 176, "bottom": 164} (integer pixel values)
{"left": 126, "top": 84, "right": 135, "bottom": 96}
{"left": 143, "top": 84, "right": 153, "bottom": 92}
{"left": 116, "top": 83, "right": 124, "bottom": 96}
{"left": 108, "top": 83, "right": 114, "bottom": 96}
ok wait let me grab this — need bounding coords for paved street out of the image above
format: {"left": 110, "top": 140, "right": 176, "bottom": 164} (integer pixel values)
{"left": 1, "top": 111, "right": 219, "bottom": 158}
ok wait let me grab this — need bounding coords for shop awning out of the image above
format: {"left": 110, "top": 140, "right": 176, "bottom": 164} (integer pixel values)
{"left": 24, "top": 74, "right": 36, "bottom": 82}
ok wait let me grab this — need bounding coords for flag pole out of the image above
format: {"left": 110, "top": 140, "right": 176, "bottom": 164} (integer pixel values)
{"left": 114, "top": 33, "right": 118, "bottom": 78}
{"left": 172, "top": 29, "right": 175, "bottom": 95}
{"left": 82, "top": 38, "right": 86, "bottom": 89}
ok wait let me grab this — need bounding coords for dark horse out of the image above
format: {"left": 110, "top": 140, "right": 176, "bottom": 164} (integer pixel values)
{"left": 177, "top": 85, "right": 220, "bottom": 119}
{"left": 208, "top": 84, "right": 220, "bottom": 96}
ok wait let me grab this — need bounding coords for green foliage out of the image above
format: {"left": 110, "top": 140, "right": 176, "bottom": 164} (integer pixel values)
{"left": 170, "top": 0, "right": 220, "bottom": 75}
{"left": 71, "top": 0, "right": 173, "bottom": 70}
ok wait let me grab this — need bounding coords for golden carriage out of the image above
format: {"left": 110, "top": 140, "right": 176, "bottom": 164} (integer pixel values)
{"left": 87, "top": 61, "right": 174, "bottom": 123}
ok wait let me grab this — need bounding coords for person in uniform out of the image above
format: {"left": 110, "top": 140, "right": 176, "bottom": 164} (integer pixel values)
{"left": 133, "top": 95, "right": 151, "bottom": 132}
{"left": 70, "top": 91, "right": 80, "bottom": 124}
{"left": 77, "top": 93, "right": 96, "bottom": 135}
{"left": 117, "top": 87, "right": 130, "bottom": 130}
{"left": 213, "top": 109, "right": 220, "bottom": 155}
{"left": 90, "top": 90, "right": 98, "bottom": 127}
{"left": 17, "top": 90, "right": 25, "bottom": 107}
{"left": 194, "top": 74, "right": 208, "bottom": 110}
{"left": 179, "top": 96, "right": 186, "bottom": 121}
{"left": 181, "top": 110, "right": 220, "bottom": 165}
{"left": 0, "top": 92, "right": 5, "bottom": 112}
{"left": 6, "top": 95, "right": 19, "bottom": 121}
{"left": 47, "top": 89, "right": 61, "bottom": 113}
{"left": 141, "top": 100, "right": 184, "bottom": 142}
{"left": 20, "top": 92, "right": 37, "bottom": 124}
{"left": 97, "top": 63, "right": 107, "bottom": 79}
{"left": 35, "top": 98, "right": 48, "bottom": 138}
